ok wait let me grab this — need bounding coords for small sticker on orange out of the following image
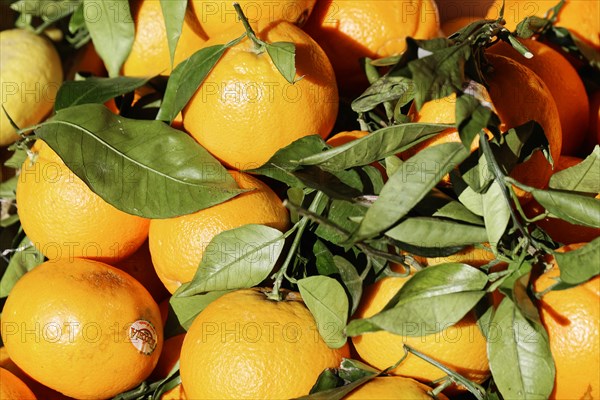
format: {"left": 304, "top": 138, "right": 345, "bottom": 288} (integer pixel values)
{"left": 129, "top": 320, "right": 158, "bottom": 355}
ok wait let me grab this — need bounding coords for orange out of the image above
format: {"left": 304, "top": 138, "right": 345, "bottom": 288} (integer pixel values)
{"left": 73, "top": 42, "right": 106, "bottom": 77}
{"left": 190, "top": 0, "right": 316, "bottom": 38}
{"left": 486, "top": 0, "right": 600, "bottom": 49}
{"left": 326, "top": 130, "right": 388, "bottom": 177}
{"left": 351, "top": 267, "right": 490, "bottom": 390}
{"left": 441, "top": 16, "right": 482, "bottom": 36}
{"left": 0, "top": 348, "right": 69, "bottom": 400}
{"left": 179, "top": 288, "right": 350, "bottom": 399}
{"left": 161, "top": 385, "right": 186, "bottom": 400}
{"left": 0, "top": 29, "right": 63, "bottom": 146}
{"left": 343, "top": 376, "right": 448, "bottom": 399}
{"left": 115, "top": 240, "right": 170, "bottom": 303}
{"left": 524, "top": 156, "right": 600, "bottom": 244}
{"left": 0, "top": 258, "right": 163, "bottom": 399}
{"left": 150, "top": 301, "right": 187, "bottom": 400}
{"left": 151, "top": 301, "right": 186, "bottom": 381}
{"left": 304, "top": 0, "right": 441, "bottom": 94}
{"left": 489, "top": 38, "right": 589, "bottom": 156}
{"left": 534, "top": 243, "right": 600, "bottom": 399}
{"left": 122, "top": 0, "right": 207, "bottom": 77}
{"left": 425, "top": 244, "right": 496, "bottom": 267}
{"left": 182, "top": 21, "right": 338, "bottom": 169}
{"left": 589, "top": 90, "right": 600, "bottom": 151}
{"left": 408, "top": 54, "right": 562, "bottom": 195}
{"left": 149, "top": 171, "right": 289, "bottom": 293}
{"left": 0, "top": 368, "right": 36, "bottom": 400}
{"left": 326, "top": 130, "right": 369, "bottom": 147}
{"left": 16, "top": 140, "right": 149, "bottom": 262}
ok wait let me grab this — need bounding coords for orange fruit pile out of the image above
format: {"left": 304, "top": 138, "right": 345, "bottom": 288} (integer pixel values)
{"left": 2, "top": 2, "right": 598, "bottom": 399}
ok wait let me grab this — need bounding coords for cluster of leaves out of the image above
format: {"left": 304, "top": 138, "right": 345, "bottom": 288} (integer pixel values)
{"left": 1, "top": 1, "right": 599, "bottom": 399}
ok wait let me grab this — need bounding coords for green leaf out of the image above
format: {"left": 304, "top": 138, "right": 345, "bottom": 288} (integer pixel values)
{"left": 338, "top": 358, "right": 379, "bottom": 381}
{"left": 177, "top": 225, "right": 285, "bottom": 297}
{"left": 296, "top": 374, "right": 379, "bottom": 400}
{"left": 347, "top": 263, "right": 488, "bottom": 336}
{"left": 408, "top": 44, "right": 471, "bottom": 110}
{"left": 433, "top": 201, "right": 484, "bottom": 224}
{"left": 309, "top": 369, "right": 344, "bottom": 393}
{"left": 156, "top": 34, "right": 246, "bottom": 123}
{"left": 248, "top": 135, "right": 328, "bottom": 187}
{"left": 350, "top": 142, "right": 469, "bottom": 242}
{"left": 265, "top": 41, "right": 296, "bottom": 84}
{"left": 488, "top": 297, "right": 555, "bottom": 400}
{"left": 531, "top": 189, "right": 600, "bottom": 228}
{"left": 350, "top": 291, "right": 486, "bottom": 336}
{"left": 12, "top": 0, "right": 79, "bottom": 28}
{"left": 298, "top": 123, "right": 453, "bottom": 172}
{"left": 0, "top": 237, "right": 45, "bottom": 298}
{"left": 55, "top": 76, "right": 150, "bottom": 111}
{"left": 493, "top": 121, "right": 552, "bottom": 172}
{"left": 314, "top": 200, "right": 364, "bottom": 245}
{"left": 287, "top": 187, "right": 305, "bottom": 223}
{"left": 0, "top": 176, "right": 18, "bottom": 200}
{"left": 35, "top": 104, "right": 242, "bottom": 218}
{"left": 298, "top": 276, "right": 349, "bottom": 349}
{"left": 452, "top": 172, "right": 485, "bottom": 216}
{"left": 159, "top": 0, "right": 187, "bottom": 67}
{"left": 549, "top": 146, "right": 600, "bottom": 193}
{"left": 482, "top": 181, "right": 510, "bottom": 248}
{"left": 83, "top": 0, "right": 134, "bottom": 77}
{"left": 351, "top": 75, "right": 414, "bottom": 113}
{"left": 4, "top": 148, "right": 28, "bottom": 169}
{"left": 455, "top": 92, "right": 500, "bottom": 149}
{"left": 68, "top": 2, "right": 85, "bottom": 34}
{"left": 313, "top": 239, "right": 338, "bottom": 276}
{"left": 385, "top": 217, "right": 488, "bottom": 248}
{"left": 292, "top": 167, "right": 363, "bottom": 201}
{"left": 554, "top": 238, "right": 600, "bottom": 287}
{"left": 165, "top": 289, "right": 230, "bottom": 336}
{"left": 333, "top": 256, "right": 363, "bottom": 314}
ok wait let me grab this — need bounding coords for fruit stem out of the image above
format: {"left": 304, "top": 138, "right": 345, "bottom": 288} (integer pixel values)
{"left": 284, "top": 198, "right": 419, "bottom": 270}
{"left": 269, "top": 191, "right": 326, "bottom": 300}
{"left": 403, "top": 345, "right": 486, "bottom": 400}
{"left": 233, "top": 3, "right": 265, "bottom": 52}
{"left": 478, "top": 132, "right": 541, "bottom": 253}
